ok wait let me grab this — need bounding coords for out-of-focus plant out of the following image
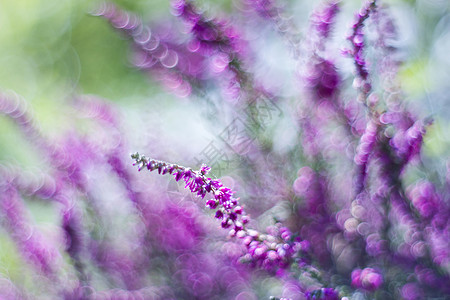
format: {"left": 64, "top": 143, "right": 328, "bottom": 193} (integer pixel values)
{"left": 0, "top": 0, "right": 449, "bottom": 299}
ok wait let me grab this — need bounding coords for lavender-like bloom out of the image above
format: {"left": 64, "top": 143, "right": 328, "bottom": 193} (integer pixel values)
{"left": 94, "top": 3, "right": 194, "bottom": 97}
{"left": 0, "top": 182, "right": 62, "bottom": 279}
{"left": 94, "top": 3, "right": 175, "bottom": 70}
{"left": 171, "top": 0, "right": 244, "bottom": 58}
{"left": 0, "top": 92, "right": 154, "bottom": 292}
{"left": 0, "top": 91, "right": 49, "bottom": 154}
{"left": 351, "top": 267, "right": 383, "bottom": 291}
{"left": 305, "top": 287, "right": 340, "bottom": 300}
{"left": 131, "top": 153, "right": 306, "bottom": 273}
{"left": 346, "top": 0, "right": 377, "bottom": 99}
{"left": 390, "top": 119, "right": 429, "bottom": 165}
{"left": 0, "top": 91, "right": 90, "bottom": 282}
{"left": 354, "top": 120, "right": 378, "bottom": 193}
{"left": 406, "top": 180, "right": 440, "bottom": 220}
{"left": 309, "top": 0, "right": 340, "bottom": 51}
{"left": 171, "top": 0, "right": 248, "bottom": 98}
{"left": 131, "top": 152, "right": 245, "bottom": 230}
{"left": 303, "top": 57, "right": 340, "bottom": 102}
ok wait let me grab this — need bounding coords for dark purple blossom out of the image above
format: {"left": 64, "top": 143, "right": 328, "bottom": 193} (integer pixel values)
{"left": 304, "top": 57, "right": 340, "bottom": 101}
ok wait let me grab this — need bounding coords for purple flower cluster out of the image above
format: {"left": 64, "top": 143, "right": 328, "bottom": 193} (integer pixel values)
{"left": 171, "top": 0, "right": 244, "bottom": 57}
{"left": 171, "top": 0, "right": 248, "bottom": 98}
{"left": 305, "top": 288, "right": 340, "bottom": 300}
{"left": 304, "top": 57, "right": 340, "bottom": 101}
{"left": 0, "top": 91, "right": 259, "bottom": 298}
{"left": 351, "top": 268, "right": 383, "bottom": 291}
{"left": 131, "top": 153, "right": 308, "bottom": 274}
{"left": 346, "top": 0, "right": 377, "bottom": 98}
{"left": 93, "top": 2, "right": 196, "bottom": 97}
{"left": 309, "top": 0, "right": 340, "bottom": 49}
{"left": 131, "top": 153, "right": 246, "bottom": 231}
{"left": 407, "top": 180, "right": 440, "bottom": 219}
{"left": 95, "top": 1, "right": 252, "bottom": 100}
{"left": 0, "top": 182, "right": 61, "bottom": 277}
{"left": 240, "top": 225, "right": 307, "bottom": 273}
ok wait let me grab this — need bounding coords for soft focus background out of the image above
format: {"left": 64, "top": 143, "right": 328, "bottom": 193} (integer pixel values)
{"left": 0, "top": 0, "right": 449, "bottom": 168}
{"left": 0, "top": 0, "right": 449, "bottom": 298}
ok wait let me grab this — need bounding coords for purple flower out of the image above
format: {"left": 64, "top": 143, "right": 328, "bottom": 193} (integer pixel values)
{"left": 346, "top": 0, "right": 377, "bottom": 97}
{"left": 351, "top": 268, "right": 383, "bottom": 291}
{"left": 390, "top": 120, "right": 429, "bottom": 164}
{"left": 309, "top": 0, "right": 340, "bottom": 51}
{"left": 406, "top": 181, "right": 440, "bottom": 219}
{"left": 304, "top": 57, "right": 340, "bottom": 101}
{"left": 94, "top": 3, "right": 195, "bottom": 97}
{"left": 354, "top": 120, "right": 378, "bottom": 193}
{"left": 0, "top": 183, "right": 61, "bottom": 277}
{"left": 131, "top": 152, "right": 245, "bottom": 230}
{"left": 305, "top": 287, "right": 340, "bottom": 300}
{"left": 131, "top": 153, "right": 308, "bottom": 273}
{"left": 171, "top": 0, "right": 244, "bottom": 57}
